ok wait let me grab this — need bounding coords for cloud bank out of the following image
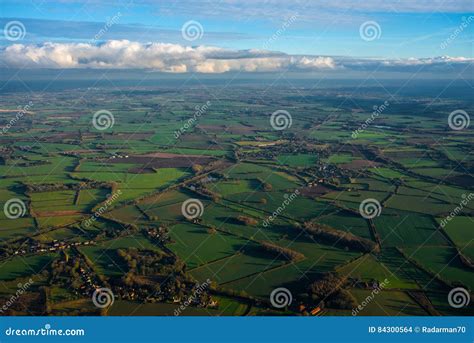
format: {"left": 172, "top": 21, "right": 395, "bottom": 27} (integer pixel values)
{"left": 0, "top": 40, "right": 336, "bottom": 72}
{"left": 1, "top": 40, "right": 472, "bottom": 73}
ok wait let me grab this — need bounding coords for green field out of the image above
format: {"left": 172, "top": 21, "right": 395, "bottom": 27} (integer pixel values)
{"left": 0, "top": 82, "right": 472, "bottom": 317}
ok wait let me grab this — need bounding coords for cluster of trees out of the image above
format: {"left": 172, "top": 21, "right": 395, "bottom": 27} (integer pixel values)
{"left": 256, "top": 178, "right": 272, "bottom": 192}
{"left": 207, "top": 226, "right": 217, "bottom": 234}
{"left": 25, "top": 181, "right": 111, "bottom": 193}
{"left": 117, "top": 248, "right": 181, "bottom": 276}
{"left": 236, "top": 215, "right": 259, "bottom": 226}
{"left": 192, "top": 164, "right": 204, "bottom": 174}
{"left": 118, "top": 272, "right": 166, "bottom": 301}
{"left": 115, "top": 249, "right": 209, "bottom": 304}
{"left": 186, "top": 184, "right": 221, "bottom": 203}
{"left": 326, "top": 289, "right": 358, "bottom": 309}
{"left": 94, "top": 222, "right": 139, "bottom": 240}
{"left": 0, "top": 238, "right": 32, "bottom": 258}
{"left": 309, "top": 273, "right": 342, "bottom": 300}
{"left": 143, "top": 226, "right": 171, "bottom": 244}
{"left": 12, "top": 160, "right": 49, "bottom": 168}
{"left": 240, "top": 139, "right": 310, "bottom": 160}
{"left": 301, "top": 222, "right": 379, "bottom": 253}
{"left": 309, "top": 273, "right": 357, "bottom": 310}
{"left": 50, "top": 252, "right": 98, "bottom": 292}
{"left": 260, "top": 241, "right": 305, "bottom": 262}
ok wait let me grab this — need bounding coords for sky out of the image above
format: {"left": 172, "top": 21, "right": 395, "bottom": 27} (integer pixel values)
{"left": 0, "top": 0, "right": 473, "bottom": 74}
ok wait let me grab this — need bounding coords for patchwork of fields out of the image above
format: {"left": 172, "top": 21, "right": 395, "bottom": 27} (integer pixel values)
{"left": 0, "top": 85, "right": 472, "bottom": 316}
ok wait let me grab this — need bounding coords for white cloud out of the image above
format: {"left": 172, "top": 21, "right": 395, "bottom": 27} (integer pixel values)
{"left": 1, "top": 40, "right": 337, "bottom": 72}
{"left": 291, "top": 56, "right": 337, "bottom": 69}
{"left": 1, "top": 40, "right": 471, "bottom": 73}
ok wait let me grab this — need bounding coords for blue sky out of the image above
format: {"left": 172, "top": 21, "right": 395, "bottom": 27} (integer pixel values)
{"left": 1, "top": 0, "right": 473, "bottom": 57}
{"left": 0, "top": 0, "right": 472, "bottom": 74}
